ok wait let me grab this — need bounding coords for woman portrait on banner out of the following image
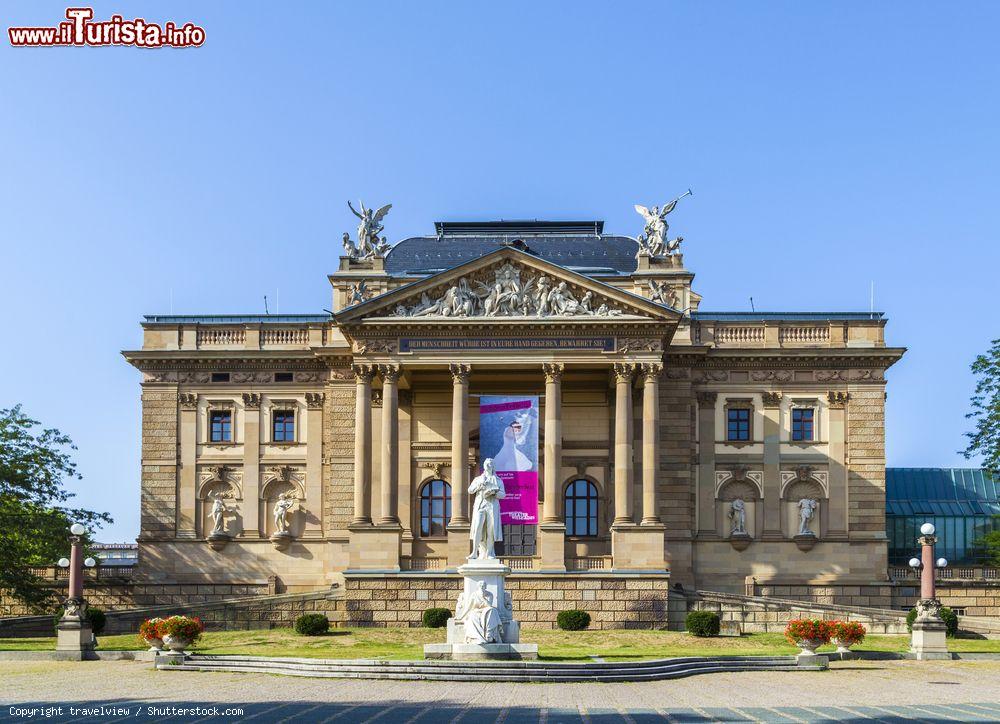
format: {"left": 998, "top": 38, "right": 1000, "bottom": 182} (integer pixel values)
{"left": 491, "top": 411, "right": 533, "bottom": 472}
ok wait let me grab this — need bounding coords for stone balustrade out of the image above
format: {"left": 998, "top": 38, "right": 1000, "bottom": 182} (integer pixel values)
{"left": 196, "top": 327, "right": 246, "bottom": 346}
{"left": 694, "top": 319, "right": 885, "bottom": 349}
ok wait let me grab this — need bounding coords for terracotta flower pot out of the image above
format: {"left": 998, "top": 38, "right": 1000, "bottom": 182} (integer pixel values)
{"left": 143, "top": 636, "right": 164, "bottom": 652}
{"left": 162, "top": 634, "right": 192, "bottom": 652}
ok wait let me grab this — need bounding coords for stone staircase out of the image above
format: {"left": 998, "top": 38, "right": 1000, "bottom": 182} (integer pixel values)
{"left": 160, "top": 653, "right": 817, "bottom": 682}
{"left": 687, "top": 590, "right": 909, "bottom": 634}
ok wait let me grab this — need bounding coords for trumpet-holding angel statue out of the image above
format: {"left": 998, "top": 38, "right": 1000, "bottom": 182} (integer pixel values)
{"left": 634, "top": 189, "right": 692, "bottom": 258}
{"left": 343, "top": 200, "right": 392, "bottom": 261}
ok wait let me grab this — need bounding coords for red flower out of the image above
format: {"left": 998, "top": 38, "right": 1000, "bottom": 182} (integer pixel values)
{"left": 831, "top": 620, "right": 866, "bottom": 645}
{"left": 784, "top": 618, "right": 834, "bottom": 645}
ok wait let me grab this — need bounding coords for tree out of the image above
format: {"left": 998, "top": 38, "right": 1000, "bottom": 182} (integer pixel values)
{"left": 964, "top": 338, "right": 1000, "bottom": 475}
{"left": 0, "top": 405, "right": 111, "bottom": 611}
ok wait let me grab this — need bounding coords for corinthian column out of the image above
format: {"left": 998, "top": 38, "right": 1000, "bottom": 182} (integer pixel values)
{"left": 613, "top": 363, "right": 637, "bottom": 526}
{"left": 378, "top": 365, "right": 401, "bottom": 526}
{"left": 542, "top": 363, "right": 564, "bottom": 524}
{"left": 449, "top": 364, "right": 472, "bottom": 527}
{"left": 352, "top": 364, "right": 375, "bottom": 526}
{"left": 641, "top": 363, "right": 662, "bottom": 525}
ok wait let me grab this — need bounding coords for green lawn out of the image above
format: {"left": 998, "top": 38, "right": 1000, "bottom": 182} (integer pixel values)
{"left": 4, "top": 628, "right": 999, "bottom": 660}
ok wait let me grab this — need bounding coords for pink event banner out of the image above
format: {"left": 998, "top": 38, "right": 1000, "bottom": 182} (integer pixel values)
{"left": 479, "top": 395, "right": 539, "bottom": 525}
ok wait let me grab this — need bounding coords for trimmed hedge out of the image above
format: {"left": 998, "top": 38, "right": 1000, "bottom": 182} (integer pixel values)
{"left": 294, "top": 613, "right": 330, "bottom": 636}
{"left": 53, "top": 607, "right": 106, "bottom": 635}
{"left": 422, "top": 608, "right": 452, "bottom": 628}
{"left": 906, "top": 606, "right": 958, "bottom": 637}
{"left": 556, "top": 609, "right": 591, "bottom": 631}
{"left": 686, "top": 610, "right": 721, "bottom": 637}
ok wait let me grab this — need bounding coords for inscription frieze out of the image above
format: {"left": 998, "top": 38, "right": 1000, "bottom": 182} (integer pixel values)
{"left": 399, "top": 337, "right": 615, "bottom": 352}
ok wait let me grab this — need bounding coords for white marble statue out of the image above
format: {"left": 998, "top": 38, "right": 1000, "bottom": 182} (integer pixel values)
{"left": 729, "top": 498, "right": 747, "bottom": 535}
{"left": 456, "top": 581, "right": 503, "bottom": 644}
{"left": 469, "top": 458, "right": 505, "bottom": 560}
{"left": 344, "top": 200, "right": 392, "bottom": 261}
{"left": 634, "top": 189, "right": 692, "bottom": 258}
{"left": 798, "top": 498, "right": 818, "bottom": 535}
{"left": 273, "top": 493, "right": 296, "bottom": 534}
{"left": 210, "top": 493, "right": 228, "bottom": 535}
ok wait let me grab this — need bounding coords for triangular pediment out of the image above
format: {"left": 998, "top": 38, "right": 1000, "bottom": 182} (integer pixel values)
{"left": 335, "top": 247, "right": 678, "bottom": 325}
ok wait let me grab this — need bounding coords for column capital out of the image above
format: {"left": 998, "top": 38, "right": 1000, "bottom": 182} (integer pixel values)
{"left": 178, "top": 393, "right": 198, "bottom": 410}
{"left": 353, "top": 364, "right": 376, "bottom": 384}
{"left": 543, "top": 363, "right": 565, "bottom": 383}
{"left": 380, "top": 364, "right": 401, "bottom": 383}
{"left": 696, "top": 390, "right": 718, "bottom": 408}
{"left": 305, "top": 392, "right": 325, "bottom": 410}
{"left": 761, "top": 391, "right": 782, "bottom": 408}
{"left": 640, "top": 362, "right": 663, "bottom": 382}
{"left": 827, "top": 390, "right": 850, "bottom": 409}
{"left": 241, "top": 393, "right": 262, "bottom": 410}
{"left": 612, "top": 362, "right": 637, "bottom": 384}
{"left": 449, "top": 363, "right": 472, "bottom": 384}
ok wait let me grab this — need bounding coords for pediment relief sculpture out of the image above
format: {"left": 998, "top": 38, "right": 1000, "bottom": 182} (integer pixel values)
{"left": 386, "top": 261, "right": 629, "bottom": 320}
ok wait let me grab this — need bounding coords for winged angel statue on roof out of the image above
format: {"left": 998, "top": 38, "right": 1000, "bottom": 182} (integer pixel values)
{"left": 343, "top": 200, "right": 393, "bottom": 261}
{"left": 634, "top": 189, "right": 692, "bottom": 258}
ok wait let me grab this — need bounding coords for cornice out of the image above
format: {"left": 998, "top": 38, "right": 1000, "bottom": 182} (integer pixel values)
{"left": 664, "top": 346, "right": 906, "bottom": 370}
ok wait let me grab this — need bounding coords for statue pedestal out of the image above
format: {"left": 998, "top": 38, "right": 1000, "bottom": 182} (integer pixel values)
{"left": 269, "top": 531, "right": 293, "bottom": 551}
{"left": 56, "top": 618, "right": 94, "bottom": 652}
{"left": 793, "top": 532, "right": 818, "bottom": 552}
{"left": 423, "top": 558, "right": 538, "bottom": 660}
{"left": 911, "top": 602, "right": 950, "bottom": 660}
{"left": 207, "top": 532, "right": 232, "bottom": 551}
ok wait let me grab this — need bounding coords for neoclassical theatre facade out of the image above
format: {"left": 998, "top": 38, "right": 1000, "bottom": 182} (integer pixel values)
{"left": 125, "top": 212, "right": 904, "bottom": 627}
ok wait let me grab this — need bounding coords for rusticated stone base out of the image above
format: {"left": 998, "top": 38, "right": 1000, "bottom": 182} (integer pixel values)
{"left": 343, "top": 572, "right": 672, "bottom": 629}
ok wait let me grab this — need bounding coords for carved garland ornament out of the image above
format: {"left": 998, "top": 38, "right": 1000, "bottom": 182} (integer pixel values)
{"left": 386, "top": 261, "right": 628, "bottom": 319}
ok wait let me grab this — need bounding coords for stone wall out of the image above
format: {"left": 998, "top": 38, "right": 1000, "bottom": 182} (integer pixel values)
{"left": 0, "top": 588, "right": 339, "bottom": 638}
{"left": 139, "top": 386, "right": 179, "bottom": 539}
{"left": 846, "top": 387, "right": 887, "bottom": 535}
{"left": 343, "top": 573, "right": 672, "bottom": 629}
{"left": 323, "top": 381, "right": 355, "bottom": 535}
{"left": 659, "top": 376, "right": 695, "bottom": 583}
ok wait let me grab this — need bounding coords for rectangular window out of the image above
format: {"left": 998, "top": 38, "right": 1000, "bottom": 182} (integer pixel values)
{"left": 274, "top": 372, "right": 293, "bottom": 383}
{"left": 272, "top": 410, "right": 295, "bottom": 442}
{"left": 727, "top": 408, "right": 751, "bottom": 441}
{"left": 211, "top": 372, "right": 230, "bottom": 383}
{"left": 209, "top": 410, "right": 232, "bottom": 442}
{"left": 791, "top": 408, "right": 815, "bottom": 441}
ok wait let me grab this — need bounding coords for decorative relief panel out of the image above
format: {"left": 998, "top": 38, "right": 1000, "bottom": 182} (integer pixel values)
{"left": 384, "top": 261, "right": 629, "bottom": 319}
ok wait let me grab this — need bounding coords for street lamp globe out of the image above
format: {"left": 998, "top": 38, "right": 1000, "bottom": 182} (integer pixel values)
{"left": 908, "top": 557, "right": 921, "bottom": 569}
{"left": 936, "top": 558, "right": 948, "bottom": 568}
{"left": 920, "top": 522, "right": 935, "bottom": 536}
{"left": 69, "top": 523, "right": 85, "bottom": 536}
{"left": 84, "top": 557, "right": 96, "bottom": 568}
{"left": 57, "top": 558, "right": 70, "bottom": 568}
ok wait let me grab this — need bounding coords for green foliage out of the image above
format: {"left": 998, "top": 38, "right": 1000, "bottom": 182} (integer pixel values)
{"left": 906, "top": 606, "right": 958, "bottom": 637}
{"left": 556, "top": 609, "right": 591, "bottom": 631}
{"left": 0, "top": 405, "right": 111, "bottom": 611}
{"left": 53, "top": 606, "right": 106, "bottom": 634}
{"left": 293, "top": 613, "right": 330, "bottom": 636}
{"left": 964, "top": 338, "right": 1000, "bottom": 474}
{"left": 421, "top": 608, "right": 451, "bottom": 628}
{"left": 981, "top": 528, "right": 1000, "bottom": 567}
{"left": 685, "top": 610, "right": 721, "bottom": 637}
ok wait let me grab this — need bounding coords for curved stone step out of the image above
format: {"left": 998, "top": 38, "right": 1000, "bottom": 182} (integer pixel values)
{"left": 158, "top": 654, "right": 814, "bottom": 682}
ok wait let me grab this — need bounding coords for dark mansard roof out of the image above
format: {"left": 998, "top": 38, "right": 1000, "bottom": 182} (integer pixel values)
{"left": 384, "top": 221, "right": 640, "bottom": 277}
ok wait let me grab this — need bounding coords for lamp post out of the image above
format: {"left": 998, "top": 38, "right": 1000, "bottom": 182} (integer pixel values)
{"left": 908, "top": 522, "right": 950, "bottom": 660}
{"left": 55, "top": 523, "right": 97, "bottom": 654}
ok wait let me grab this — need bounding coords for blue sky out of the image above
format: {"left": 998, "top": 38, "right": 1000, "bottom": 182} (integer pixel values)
{"left": 2, "top": 2, "right": 998, "bottom": 541}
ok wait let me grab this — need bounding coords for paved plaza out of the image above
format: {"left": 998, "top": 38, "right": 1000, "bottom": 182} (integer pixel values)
{"left": 2, "top": 659, "right": 1000, "bottom": 722}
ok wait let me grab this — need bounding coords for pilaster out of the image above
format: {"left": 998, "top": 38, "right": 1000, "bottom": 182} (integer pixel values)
{"left": 177, "top": 394, "right": 198, "bottom": 538}
{"left": 827, "top": 390, "right": 848, "bottom": 536}
{"left": 761, "top": 391, "right": 782, "bottom": 539}
{"left": 696, "top": 391, "right": 717, "bottom": 535}
{"left": 304, "top": 393, "right": 324, "bottom": 537}
{"left": 242, "top": 393, "right": 261, "bottom": 537}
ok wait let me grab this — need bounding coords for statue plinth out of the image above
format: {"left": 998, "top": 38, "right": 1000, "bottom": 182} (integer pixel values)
{"left": 793, "top": 532, "right": 818, "bottom": 552}
{"left": 423, "top": 557, "right": 538, "bottom": 661}
{"left": 729, "top": 532, "right": 752, "bottom": 551}
{"left": 270, "top": 531, "right": 293, "bottom": 551}
{"left": 56, "top": 599, "right": 94, "bottom": 653}
{"left": 207, "top": 532, "right": 232, "bottom": 551}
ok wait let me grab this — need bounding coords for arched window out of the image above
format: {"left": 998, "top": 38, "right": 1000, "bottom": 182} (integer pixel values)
{"left": 419, "top": 479, "right": 451, "bottom": 537}
{"left": 565, "top": 479, "right": 599, "bottom": 537}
